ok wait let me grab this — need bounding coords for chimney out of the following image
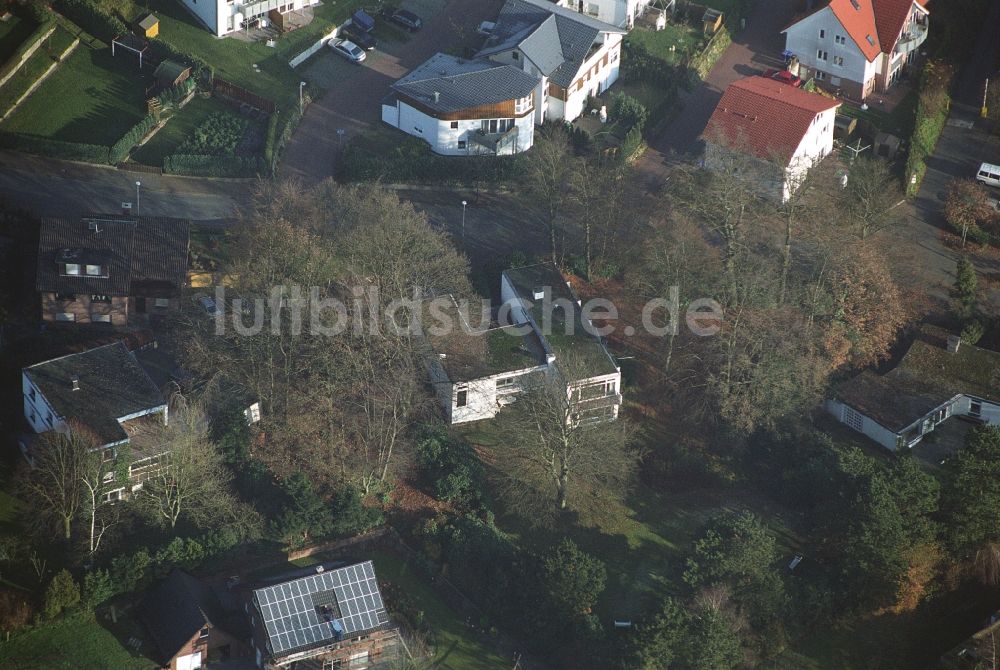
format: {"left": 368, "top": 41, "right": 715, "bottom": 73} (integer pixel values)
{"left": 315, "top": 565, "right": 325, "bottom": 574}
{"left": 532, "top": 286, "right": 545, "bottom": 300}
{"left": 70, "top": 375, "right": 80, "bottom": 391}
{"left": 947, "top": 335, "right": 961, "bottom": 353}
{"left": 433, "top": 91, "right": 440, "bottom": 103}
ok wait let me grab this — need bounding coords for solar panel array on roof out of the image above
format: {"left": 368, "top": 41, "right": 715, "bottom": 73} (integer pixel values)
{"left": 253, "top": 561, "right": 389, "bottom": 657}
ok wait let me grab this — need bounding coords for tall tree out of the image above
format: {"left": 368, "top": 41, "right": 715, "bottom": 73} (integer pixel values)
{"left": 521, "top": 125, "right": 579, "bottom": 264}
{"left": 942, "top": 426, "right": 1000, "bottom": 560}
{"left": 944, "top": 178, "right": 992, "bottom": 246}
{"left": 840, "top": 157, "right": 903, "bottom": 239}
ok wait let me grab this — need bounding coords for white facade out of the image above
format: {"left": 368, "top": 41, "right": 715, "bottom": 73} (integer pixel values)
{"left": 177, "top": 0, "right": 319, "bottom": 37}
{"left": 554, "top": 0, "right": 652, "bottom": 29}
{"left": 427, "top": 355, "right": 547, "bottom": 424}
{"left": 827, "top": 395, "right": 1000, "bottom": 452}
{"left": 783, "top": 105, "right": 838, "bottom": 200}
{"left": 381, "top": 99, "right": 535, "bottom": 156}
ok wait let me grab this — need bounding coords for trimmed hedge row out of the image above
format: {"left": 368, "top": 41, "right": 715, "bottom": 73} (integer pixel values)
{"left": 0, "top": 131, "right": 110, "bottom": 163}
{"left": 155, "top": 77, "right": 196, "bottom": 111}
{"left": 263, "top": 105, "right": 303, "bottom": 176}
{"left": 342, "top": 133, "right": 526, "bottom": 184}
{"left": 110, "top": 114, "right": 157, "bottom": 164}
{"left": 0, "top": 18, "right": 56, "bottom": 84}
{"left": 164, "top": 153, "right": 261, "bottom": 177}
{"left": 904, "top": 60, "right": 954, "bottom": 196}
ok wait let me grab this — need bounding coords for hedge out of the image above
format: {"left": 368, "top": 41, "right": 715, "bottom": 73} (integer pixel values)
{"left": 164, "top": 153, "right": 261, "bottom": 177}
{"left": 262, "top": 105, "right": 303, "bottom": 176}
{"left": 0, "top": 17, "right": 55, "bottom": 84}
{"left": 0, "top": 131, "right": 110, "bottom": 163}
{"left": 904, "top": 60, "right": 954, "bottom": 196}
{"left": 110, "top": 114, "right": 157, "bottom": 164}
{"left": 51, "top": 0, "right": 125, "bottom": 42}
{"left": 155, "top": 77, "right": 196, "bottom": 111}
{"left": 341, "top": 132, "right": 526, "bottom": 184}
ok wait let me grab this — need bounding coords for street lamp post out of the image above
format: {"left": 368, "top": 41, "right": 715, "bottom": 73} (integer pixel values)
{"left": 135, "top": 180, "right": 141, "bottom": 216}
{"left": 299, "top": 81, "right": 306, "bottom": 114}
{"left": 461, "top": 200, "right": 467, "bottom": 243}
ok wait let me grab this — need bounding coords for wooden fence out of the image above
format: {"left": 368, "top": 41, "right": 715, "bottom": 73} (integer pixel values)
{"left": 213, "top": 77, "right": 277, "bottom": 114}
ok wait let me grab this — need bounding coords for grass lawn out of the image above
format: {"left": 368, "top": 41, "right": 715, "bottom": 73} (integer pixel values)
{"left": 0, "top": 14, "right": 36, "bottom": 64}
{"left": 131, "top": 94, "right": 234, "bottom": 166}
{"left": 368, "top": 550, "right": 512, "bottom": 670}
{"left": 0, "top": 26, "right": 78, "bottom": 115}
{"left": 0, "top": 611, "right": 157, "bottom": 670}
{"left": 840, "top": 87, "right": 918, "bottom": 138}
{"left": 129, "top": 0, "right": 369, "bottom": 106}
{"left": 627, "top": 23, "right": 701, "bottom": 66}
{"left": 1, "top": 43, "right": 147, "bottom": 145}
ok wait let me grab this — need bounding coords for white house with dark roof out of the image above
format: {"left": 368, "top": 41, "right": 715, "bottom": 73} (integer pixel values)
{"left": 381, "top": 53, "right": 538, "bottom": 155}
{"left": 827, "top": 327, "right": 1000, "bottom": 451}
{"left": 555, "top": 0, "right": 654, "bottom": 29}
{"left": 422, "top": 265, "right": 622, "bottom": 425}
{"left": 21, "top": 341, "right": 169, "bottom": 499}
{"left": 783, "top": 0, "right": 929, "bottom": 101}
{"left": 479, "top": 0, "right": 626, "bottom": 124}
{"left": 177, "top": 0, "right": 319, "bottom": 36}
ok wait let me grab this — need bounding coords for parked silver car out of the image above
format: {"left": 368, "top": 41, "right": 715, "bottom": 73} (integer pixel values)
{"left": 329, "top": 39, "right": 367, "bottom": 64}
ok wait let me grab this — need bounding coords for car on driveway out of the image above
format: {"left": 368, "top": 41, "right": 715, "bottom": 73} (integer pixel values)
{"left": 343, "top": 23, "right": 378, "bottom": 50}
{"left": 195, "top": 294, "right": 223, "bottom": 318}
{"left": 329, "top": 39, "right": 367, "bottom": 64}
{"left": 387, "top": 8, "right": 422, "bottom": 31}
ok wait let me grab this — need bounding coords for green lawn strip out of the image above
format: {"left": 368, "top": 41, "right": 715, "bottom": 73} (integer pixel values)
{"left": 131, "top": 0, "right": 367, "bottom": 106}
{"left": 368, "top": 549, "right": 511, "bottom": 670}
{"left": 627, "top": 23, "right": 701, "bottom": 65}
{"left": 1, "top": 43, "right": 147, "bottom": 145}
{"left": 132, "top": 94, "right": 234, "bottom": 166}
{"left": 0, "top": 611, "right": 157, "bottom": 670}
{"left": 0, "top": 14, "right": 36, "bottom": 64}
{"left": 0, "top": 26, "right": 76, "bottom": 115}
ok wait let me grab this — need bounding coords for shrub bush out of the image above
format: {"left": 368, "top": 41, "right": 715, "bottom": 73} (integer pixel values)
{"left": 415, "top": 427, "right": 487, "bottom": 512}
{"left": 164, "top": 153, "right": 261, "bottom": 177}
{"left": 904, "top": 60, "right": 954, "bottom": 195}
{"left": 0, "top": 131, "right": 110, "bottom": 163}
{"left": 110, "top": 114, "right": 156, "bottom": 164}
{"left": 155, "top": 78, "right": 196, "bottom": 111}
{"left": 0, "top": 587, "right": 34, "bottom": 632}
{"left": 52, "top": 0, "right": 125, "bottom": 41}
{"left": 43, "top": 569, "right": 80, "bottom": 619}
{"left": 82, "top": 569, "right": 114, "bottom": 610}
{"left": 609, "top": 93, "right": 649, "bottom": 132}
{"left": 0, "top": 17, "right": 56, "bottom": 84}
{"left": 179, "top": 111, "right": 248, "bottom": 156}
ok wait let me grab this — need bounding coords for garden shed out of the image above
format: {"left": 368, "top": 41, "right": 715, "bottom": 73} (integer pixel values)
{"left": 137, "top": 13, "right": 159, "bottom": 38}
{"left": 702, "top": 8, "right": 723, "bottom": 35}
{"left": 154, "top": 59, "right": 191, "bottom": 89}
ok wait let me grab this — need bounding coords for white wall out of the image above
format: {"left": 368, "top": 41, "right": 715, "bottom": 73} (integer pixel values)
{"left": 448, "top": 367, "right": 545, "bottom": 424}
{"left": 22, "top": 373, "right": 66, "bottom": 436}
{"left": 825, "top": 398, "right": 899, "bottom": 450}
{"left": 784, "top": 7, "right": 871, "bottom": 90}
{"left": 784, "top": 106, "right": 837, "bottom": 200}
{"left": 177, "top": 0, "right": 226, "bottom": 36}
{"left": 383, "top": 101, "right": 535, "bottom": 155}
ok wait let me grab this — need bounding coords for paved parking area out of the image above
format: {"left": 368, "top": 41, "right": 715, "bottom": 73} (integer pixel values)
{"left": 280, "top": 0, "right": 503, "bottom": 183}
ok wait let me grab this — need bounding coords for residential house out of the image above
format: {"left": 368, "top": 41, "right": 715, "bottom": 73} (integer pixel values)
{"left": 423, "top": 264, "right": 622, "bottom": 425}
{"left": 36, "top": 215, "right": 190, "bottom": 327}
{"left": 702, "top": 75, "right": 841, "bottom": 201}
{"left": 139, "top": 570, "right": 251, "bottom": 670}
{"left": 21, "top": 341, "right": 169, "bottom": 499}
{"left": 248, "top": 561, "right": 401, "bottom": 669}
{"left": 478, "top": 0, "right": 626, "bottom": 124}
{"left": 177, "top": 0, "right": 319, "bottom": 36}
{"left": 554, "top": 0, "right": 654, "bottom": 29}
{"left": 783, "top": 0, "right": 929, "bottom": 100}
{"left": 381, "top": 53, "right": 539, "bottom": 156}
{"left": 826, "top": 327, "right": 1000, "bottom": 452}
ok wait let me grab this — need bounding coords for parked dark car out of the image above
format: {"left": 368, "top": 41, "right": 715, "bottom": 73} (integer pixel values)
{"left": 387, "top": 8, "right": 422, "bottom": 31}
{"left": 343, "top": 23, "right": 378, "bottom": 50}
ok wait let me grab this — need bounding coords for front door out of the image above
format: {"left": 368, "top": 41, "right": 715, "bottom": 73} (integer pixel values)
{"left": 136, "top": 297, "right": 147, "bottom": 313}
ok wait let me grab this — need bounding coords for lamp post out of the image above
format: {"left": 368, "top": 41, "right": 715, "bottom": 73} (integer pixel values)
{"left": 299, "top": 81, "right": 306, "bottom": 114}
{"left": 461, "top": 200, "right": 467, "bottom": 244}
{"left": 135, "top": 180, "right": 141, "bottom": 216}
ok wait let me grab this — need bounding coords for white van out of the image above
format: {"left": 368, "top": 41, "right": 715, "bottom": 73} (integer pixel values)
{"left": 976, "top": 162, "right": 1000, "bottom": 188}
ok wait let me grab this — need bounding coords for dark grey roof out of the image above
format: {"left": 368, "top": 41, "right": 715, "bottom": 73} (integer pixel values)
{"left": 478, "top": 0, "right": 624, "bottom": 88}
{"left": 392, "top": 53, "right": 538, "bottom": 114}
{"left": 502, "top": 263, "right": 619, "bottom": 378}
{"left": 24, "top": 341, "right": 166, "bottom": 446}
{"left": 36, "top": 215, "right": 190, "bottom": 297}
{"left": 253, "top": 561, "right": 390, "bottom": 659}
{"left": 138, "top": 570, "right": 229, "bottom": 666}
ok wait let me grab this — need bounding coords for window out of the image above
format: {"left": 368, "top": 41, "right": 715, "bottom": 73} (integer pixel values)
{"left": 585, "top": 2, "right": 599, "bottom": 15}
{"left": 819, "top": 29, "right": 825, "bottom": 38}
{"left": 85, "top": 264, "right": 102, "bottom": 276}
{"left": 843, "top": 406, "right": 863, "bottom": 432}
{"left": 515, "top": 95, "right": 531, "bottom": 114}
{"left": 63, "top": 263, "right": 80, "bottom": 275}
{"left": 28, "top": 387, "right": 35, "bottom": 401}
{"left": 450, "top": 121, "right": 459, "bottom": 129}
{"left": 103, "top": 489, "right": 121, "bottom": 503}
{"left": 511, "top": 51, "right": 519, "bottom": 60}
{"left": 46, "top": 411, "right": 53, "bottom": 427}
{"left": 91, "top": 313, "right": 112, "bottom": 324}
{"left": 816, "top": 50, "right": 828, "bottom": 61}
{"left": 971, "top": 400, "right": 983, "bottom": 418}
{"left": 815, "top": 70, "right": 827, "bottom": 80}
{"left": 154, "top": 298, "right": 169, "bottom": 308}
{"left": 456, "top": 388, "right": 468, "bottom": 408}
{"left": 497, "top": 377, "right": 515, "bottom": 388}
{"left": 835, "top": 34, "right": 846, "bottom": 45}
{"left": 413, "top": 125, "right": 423, "bottom": 134}
{"left": 55, "top": 312, "right": 76, "bottom": 322}
{"left": 833, "top": 56, "right": 844, "bottom": 66}
{"left": 91, "top": 294, "right": 111, "bottom": 303}
{"left": 199, "top": 627, "right": 210, "bottom": 640}
{"left": 865, "top": 34, "right": 875, "bottom": 46}
{"left": 102, "top": 448, "right": 115, "bottom": 462}
{"left": 55, "top": 292, "right": 75, "bottom": 301}
{"left": 457, "top": 140, "right": 466, "bottom": 149}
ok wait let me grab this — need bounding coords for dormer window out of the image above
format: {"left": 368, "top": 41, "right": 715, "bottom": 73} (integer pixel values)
{"left": 64, "top": 263, "right": 80, "bottom": 275}
{"left": 91, "top": 294, "right": 111, "bottom": 303}
{"left": 85, "top": 264, "right": 102, "bottom": 276}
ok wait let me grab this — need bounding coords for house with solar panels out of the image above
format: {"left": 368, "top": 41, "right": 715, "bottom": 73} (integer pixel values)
{"left": 248, "top": 560, "right": 400, "bottom": 669}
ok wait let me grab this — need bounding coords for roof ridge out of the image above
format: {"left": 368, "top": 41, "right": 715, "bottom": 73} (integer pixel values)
{"left": 24, "top": 340, "right": 127, "bottom": 369}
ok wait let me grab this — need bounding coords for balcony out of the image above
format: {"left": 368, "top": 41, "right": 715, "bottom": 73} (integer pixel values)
{"left": 469, "top": 126, "right": 519, "bottom": 155}
{"left": 894, "top": 18, "right": 928, "bottom": 56}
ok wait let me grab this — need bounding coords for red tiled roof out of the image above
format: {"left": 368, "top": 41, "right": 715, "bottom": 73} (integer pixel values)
{"left": 703, "top": 76, "right": 842, "bottom": 163}
{"left": 873, "top": 0, "right": 928, "bottom": 52}
{"left": 829, "top": 0, "right": 881, "bottom": 61}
